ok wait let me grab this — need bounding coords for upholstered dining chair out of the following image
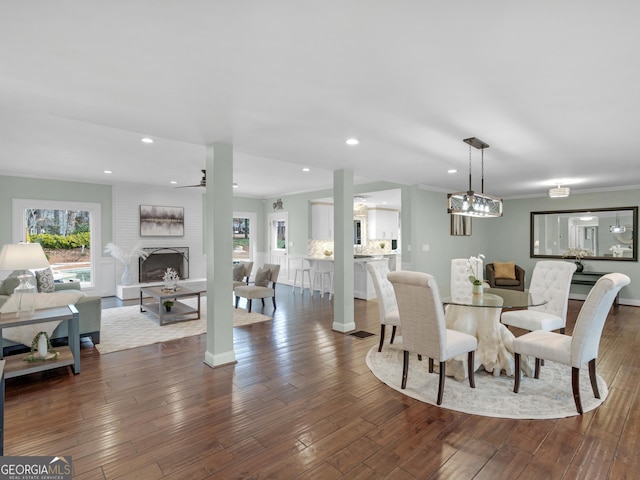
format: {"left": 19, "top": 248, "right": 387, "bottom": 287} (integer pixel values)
{"left": 388, "top": 271, "right": 478, "bottom": 405}
{"left": 450, "top": 257, "right": 484, "bottom": 302}
{"left": 234, "top": 263, "right": 280, "bottom": 313}
{"left": 501, "top": 260, "right": 576, "bottom": 334}
{"left": 486, "top": 262, "right": 525, "bottom": 291}
{"left": 365, "top": 259, "right": 400, "bottom": 352}
{"left": 513, "top": 273, "right": 629, "bottom": 414}
{"left": 232, "top": 261, "right": 254, "bottom": 291}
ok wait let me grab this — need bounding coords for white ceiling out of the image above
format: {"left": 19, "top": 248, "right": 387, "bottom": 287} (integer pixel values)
{"left": 2, "top": 2, "right": 640, "bottom": 204}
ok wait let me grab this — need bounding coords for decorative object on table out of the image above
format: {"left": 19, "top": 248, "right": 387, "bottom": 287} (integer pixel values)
{"left": 25, "top": 331, "right": 59, "bottom": 363}
{"left": 610, "top": 245, "right": 624, "bottom": 257}
{"left": 162, "top": 300, "right": 174, "bottom": 312}
{"left": 467, "top": 253, "right": 485, "bottom": 295}
{"left": 447, "top": 137, "right": 503, "bottom": 218}
{"left": 162, "top": 267, "right": 180, "bottom": 291}
{"left": 323, "top": 250, "right": 333, "bottom": 257}
{"left": 140, "top": 205, "right": 185, "bottom": 237}
{"left": 562, "top": 247, "right": 593, "bottom": 273}
{"left": 379, "top": 242, "right": 386, "bottom": 250}
{"left": 104, "top": 242, "right": 148, "bottom": 286}
{"left": 0, "top": 242, "right": 51, "bottom": 315}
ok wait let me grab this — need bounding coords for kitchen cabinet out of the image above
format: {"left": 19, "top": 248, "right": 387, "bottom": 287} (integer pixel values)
{"left": 368, "top": 208, "right": 399, "bottom": 240}
{"left": 311, "top": 202, "right": 334, "bottom": 240}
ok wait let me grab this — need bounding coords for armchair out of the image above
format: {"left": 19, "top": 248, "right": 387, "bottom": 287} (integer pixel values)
{"left": 234, "top": 263, "right": 280, "bottom": 313}
{"left": 486, "top": 262, "right": 525, "bottom": 291}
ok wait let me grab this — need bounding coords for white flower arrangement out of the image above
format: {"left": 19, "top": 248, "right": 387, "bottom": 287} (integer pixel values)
{"left": 610, "top": 245, "right": 624, "bottom": 257}
{"left": 562, "top": 247, "right": 594, "bottom": 261}
{"left": 467, "top": 253, "right": 485, "bottom": 285}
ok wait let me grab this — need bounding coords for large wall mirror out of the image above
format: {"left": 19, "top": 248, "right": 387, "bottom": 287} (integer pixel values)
{"left": 531, "top": 206, "right": 638, "bottom": 261}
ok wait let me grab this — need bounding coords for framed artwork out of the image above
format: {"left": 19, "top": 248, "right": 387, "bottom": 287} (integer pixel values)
{"left": 140, "top": 205, "right": 184, "bottom": 237}
{"left": 451, "top": 215, "right": 471, "bottom": 236}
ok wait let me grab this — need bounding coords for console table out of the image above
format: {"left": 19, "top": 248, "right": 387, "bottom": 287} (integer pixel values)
{"left": 572, "top": 271, "right": 619, "bottom": 307}
{"left": 0, "top": 305, "right": 80, "bottom": 379}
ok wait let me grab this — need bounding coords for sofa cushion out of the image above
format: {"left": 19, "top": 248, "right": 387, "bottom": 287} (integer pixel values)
{"left": 254, "top": 267, "right": 271, "bottom": 287}
{"left": 35, "top": 268, "right": 55, "bottom": 293}
{"left": 494, "top": 261, "right": 516, "bottom": 280}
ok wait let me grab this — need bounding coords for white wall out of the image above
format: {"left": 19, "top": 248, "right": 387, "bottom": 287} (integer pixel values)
{"left": 106, "top": 183, "right": 206, "bottom": 295}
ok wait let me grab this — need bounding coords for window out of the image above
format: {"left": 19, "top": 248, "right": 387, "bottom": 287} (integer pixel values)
{"left": 233, "top": 212, "right": 256, "bottom": 262}
{"left": 13, "top": 199, "right": 101, "bottom": 288}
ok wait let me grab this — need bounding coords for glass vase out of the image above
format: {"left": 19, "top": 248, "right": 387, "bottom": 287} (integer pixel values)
{"left": 15, "top": 274, "right": 38, "bottom": 316}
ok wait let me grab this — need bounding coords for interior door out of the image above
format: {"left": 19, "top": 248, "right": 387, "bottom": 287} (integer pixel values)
{"left": 268, "top": 212, "right": 288, "bottom": 280}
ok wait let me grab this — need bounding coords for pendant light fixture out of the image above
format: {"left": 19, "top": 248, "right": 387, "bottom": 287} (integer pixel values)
{"left": 447, "top": 137, "right": 503, "bottom": 218}
{"left": 548, "top": 184, "right": 570, "bottom": 198}
{"left": 610, "top": 211, "right": 626, "bottom": 233}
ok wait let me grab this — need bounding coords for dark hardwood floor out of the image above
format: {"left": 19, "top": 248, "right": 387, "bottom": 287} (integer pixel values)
{"left": 3, "top": 289, "right": 640, "bottom": 479}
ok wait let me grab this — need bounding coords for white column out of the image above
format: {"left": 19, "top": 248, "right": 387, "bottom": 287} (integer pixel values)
{"left": 332, "top": 169, "right": 356, "bottom": 332}
{"left": 203, "top": 143, "right": 236, "bottom": 367}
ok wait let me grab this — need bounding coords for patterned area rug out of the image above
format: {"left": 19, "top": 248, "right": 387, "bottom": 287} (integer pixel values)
{"left": 96, "top": 298, "right": 271, "bottom": 354}
{"left": 366, "top": 339, "right": 607, "bottom": 419}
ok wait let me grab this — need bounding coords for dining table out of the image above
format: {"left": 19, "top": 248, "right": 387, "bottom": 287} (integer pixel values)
{"left": 439, "top": 287, "right": 547, "bottom": 380}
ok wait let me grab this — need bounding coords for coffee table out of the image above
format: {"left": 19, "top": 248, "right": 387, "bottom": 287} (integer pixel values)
{"left": 140, "top": 285, "right": 202, "bottom": 326}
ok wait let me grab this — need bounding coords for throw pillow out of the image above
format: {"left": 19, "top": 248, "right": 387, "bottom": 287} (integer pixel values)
{"left": 494, "top": 261, "right": 516, "bottom": 280}
{"left": 254, "top": 267, "right": 271, "bottom": 287}
{"left": 35, "top": 268, "right": 56, "bottom": 292}
{"left": 233, "top": 263, "right": 245, "bottom": 282}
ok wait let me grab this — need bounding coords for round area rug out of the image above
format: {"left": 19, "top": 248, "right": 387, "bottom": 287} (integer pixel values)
{"left": 366, "top": 340, "right": 607, "bottom": 419}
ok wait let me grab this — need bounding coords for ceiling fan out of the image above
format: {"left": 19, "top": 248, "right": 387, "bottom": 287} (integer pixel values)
{"left": 176, "top": 169, "right": 206, "bottom": 188}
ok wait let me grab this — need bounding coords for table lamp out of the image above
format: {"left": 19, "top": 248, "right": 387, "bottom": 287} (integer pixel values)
{"left": 0, "top": 243, "right": 50, "bottom": 315}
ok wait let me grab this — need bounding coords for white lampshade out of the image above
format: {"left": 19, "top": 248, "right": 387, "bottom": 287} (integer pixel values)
{"left": 0, "top": 243, "right": 50, "bottom": 271}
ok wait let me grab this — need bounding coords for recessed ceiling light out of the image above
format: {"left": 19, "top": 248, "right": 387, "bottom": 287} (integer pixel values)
{"left": 103, "top": 170, "right": 112, "bottom": 174}
{"left": 448, "top": 169, "right": 457, "bottom": 174}
{"left": 302, "top": 167, "right": 311, "bottom": 172}
{"left": 170, "top": 181, "right": 177, "bottom": 184}
{"left": 141, "top": 137, "right": 154, "bottom": 144}
{"left": 346, "top": 138, "right": 359, "bottom": 146}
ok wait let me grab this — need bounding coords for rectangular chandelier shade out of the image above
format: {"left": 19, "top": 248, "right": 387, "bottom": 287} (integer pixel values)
{"left": 447, "top": 191, "right": 503, "bottom": 217}
{"left": 447, "top": 137, "right": 503, "bottom": 218}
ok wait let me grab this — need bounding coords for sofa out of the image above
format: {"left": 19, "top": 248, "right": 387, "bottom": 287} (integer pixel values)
{"left": 0, "top": 271, "right": 101, "bottom": 352}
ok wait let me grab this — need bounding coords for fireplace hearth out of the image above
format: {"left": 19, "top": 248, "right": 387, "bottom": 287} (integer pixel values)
{"left": 139, "top": 247, "right": 189, "bottom": 283}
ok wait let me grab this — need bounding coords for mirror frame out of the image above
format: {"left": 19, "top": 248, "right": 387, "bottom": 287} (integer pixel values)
{"left": 530, "top": 206, "right": 638, "bottom": 261}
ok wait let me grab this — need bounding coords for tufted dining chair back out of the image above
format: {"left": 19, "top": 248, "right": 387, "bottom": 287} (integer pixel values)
{"left": 528, "top": 260, "right": 576, "bottom": 317}
{"left": 366, "top": 259, "right": 400, "bottom": 352}
{"left": 502, "top": 260, "right": 576, "bottom": 334}
{"left": 451, "top": 257, "right": 482, "bottom": 302}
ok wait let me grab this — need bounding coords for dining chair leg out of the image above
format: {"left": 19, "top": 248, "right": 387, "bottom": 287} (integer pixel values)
{"left": 235, "top": 296, "right": 240, "bottom": 309}
{"left": 247, "top": 300, "right": 252, "bottom": 313}
{"left": 401, "top": 350, "right": 409, "bottom": 389}
{"left": 272, "top": 297, "right": 276, "bottom": 310}
{"left": 514, "top": 353, "right": 521, "bottom": 393}
{"left": 588, "top": 358, "right": 600, "bottom": 399}
{"left": 572, "top": 367, "right": 584, "bottom": 414}
{"left": 428, "top": 358, "right": 434, "bottom": 373}
{"left": 390, "top": 326, "right": 397, "bottom": 345}
{"left": 378, "top": 325, "right": 386, "bottom": 352}
{"left": 437, "top": 361, "right": 446, "bottom": 405}
{"left": 534, "top": 358, "right": 541, "bottom": 378}
{"left": 467, "top": 351, "right": 476, "bottom": 388}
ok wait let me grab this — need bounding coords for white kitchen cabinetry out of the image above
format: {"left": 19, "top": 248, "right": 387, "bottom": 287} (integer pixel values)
{"left": 367, "top": 208, "right": 399, "bottom": 240}
{"left": 310, "top": 202, "right": 334, "bottom": 240}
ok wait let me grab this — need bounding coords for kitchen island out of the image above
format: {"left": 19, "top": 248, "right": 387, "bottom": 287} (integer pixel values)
{"left": 306, "top": 253, "right": 400, "bottom": 300}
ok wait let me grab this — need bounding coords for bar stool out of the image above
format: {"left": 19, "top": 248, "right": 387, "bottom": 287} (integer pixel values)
{"left": 292, "top": 258, "right": 312, "bottom": 294}
{"left": 313, "top": 269, "right": 333, "bottom": 297}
